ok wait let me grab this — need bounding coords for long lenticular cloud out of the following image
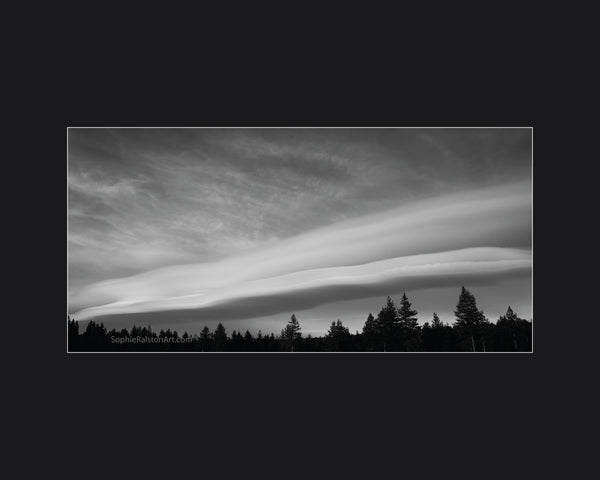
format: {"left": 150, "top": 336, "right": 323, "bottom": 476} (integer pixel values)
{"left": 69, "top": 182, "right": 531, "bottom": 322}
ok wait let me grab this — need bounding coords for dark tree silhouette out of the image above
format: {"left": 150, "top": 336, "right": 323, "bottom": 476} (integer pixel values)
{"left": 230, "top": 330, "right": 243, "bottom": 351}
{"left": 326, "top": 320, "right": 352, "bottom": 351}
{"left": 213, "top": 323, "right": 227, "bottom": 351}
{"left": 361, "top": 313, "right": 379, "bottom": 351}
{"left": 281, "top": 314, "right": 302, "bottom": 351}
{"left": 398, "top": 292, "right": 420, "bottom": 351}
{"left": 455, "top": 286, "right": 488, "bottom": 351}
{"left": 376, "top": 296, "right": 400, "bottom": 351}
{"left": 422, "top": 312, "right": 458, "bottom": 351}
{"left": 67, "top": 289, "right": 532, "bottom": 352}
{"left": 199, "top": 326, "right": 211, "bottom": 351}
{"left": 68, "top": 317, "right": 80, "bottom": 350}
{"left": 83, "top": 321, "right": 108, "bottom": 349}
{"left": 243, "top": 330, "right": 254, "bottom": 351}
{"left": 495, "top": 306, "right": 531, "bottom": 352}
{"left": 499, "top": 306, "right": 519, "bottom": 351}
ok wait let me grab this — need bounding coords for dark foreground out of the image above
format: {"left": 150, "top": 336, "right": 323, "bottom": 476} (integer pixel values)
{"left": 68, "top": 288, "right": 532, "bottom": 352}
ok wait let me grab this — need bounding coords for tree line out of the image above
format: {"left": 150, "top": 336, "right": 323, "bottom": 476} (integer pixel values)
{"left": 68, "top": 286, "right": 532, "bottom": 352}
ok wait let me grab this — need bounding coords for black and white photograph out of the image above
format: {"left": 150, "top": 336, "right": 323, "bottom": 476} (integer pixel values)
{"left": 67, "top": 127, "right": 532, "bottom": 352}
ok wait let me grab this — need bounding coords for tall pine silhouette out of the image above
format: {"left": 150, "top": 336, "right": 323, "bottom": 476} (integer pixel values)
{"left": 362, "top": 313, "right": 379, "bottom": 351}
{"left": 326, "top": 320, "right": 351, "bottom": 351}
{"left": 454, "top": 286, "right": 487, "bottom": 351}
{"left": 281, "top": 314, "right": 302, "bottom": 351}
{"left": 376, "top": 296, "right": 399, "bottom": 351}
{"left": 398, "top": 292, "right": 420, "bottom": 351}
{"left": 213, "top": 323, "right": 227, "bottom": 351}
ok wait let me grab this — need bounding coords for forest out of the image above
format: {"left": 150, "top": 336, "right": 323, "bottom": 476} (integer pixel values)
{"left": 67, "top": 287, "right": 532, "bottom": 352}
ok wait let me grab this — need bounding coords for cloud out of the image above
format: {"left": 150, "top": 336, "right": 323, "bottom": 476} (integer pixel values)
{"left": 69, "top": 182, "right": 531, "bottom": 323}
{"left": 68, "top": 128, "right": 532, "bottom": 288}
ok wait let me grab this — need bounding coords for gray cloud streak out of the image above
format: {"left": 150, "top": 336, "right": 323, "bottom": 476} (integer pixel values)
{"left": 70, "top": 182, "right": 531, "bottom": 323}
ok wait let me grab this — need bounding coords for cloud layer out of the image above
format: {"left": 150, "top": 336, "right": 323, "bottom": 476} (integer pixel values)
{"left": 68, "top": 128, "right": 532, "bottom": 290}
{"left": 69, "top": 182, "right": 531, "bottom": 324}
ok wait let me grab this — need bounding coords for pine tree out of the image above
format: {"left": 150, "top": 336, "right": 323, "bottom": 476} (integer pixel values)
{"left": 68, "top": 316, "right": 79, "bottom": 351}
{"left": 281, "top": 314, "right": 302, "bottom": 351}
{"left": 423, "top": 312, "right": 448, "bottom": 351}
{"left": 397, "top": 292, "right": 420, "bottom": 350}
{"left": 326, "top": 320, "right": 351, "bottom": 351}
{"left": 398, "top": 292, "right": 418, "bottom": 328}
{"left": 376, "top": 296, "right": 400, "bottom": 351}
{"left": 230, "top": 331, "right": 244, "bottom": 351}
{"left": 243, "top": 330, "right": 254, "bottom": 351}
{"left": 200, "top": 326, "right": 211, "bottom": 345}
{"left": 83, "top": 320, "right": 107, "bottom": 348}
{"left": 454, "top": 286, "right": 487, "bottom": 351}
{"left": 455, "top": 287, "right": 485, "bottom": 328}
{"left": 498, "top": 306, "right": 519, "bottom": 351}
{"left": 503, "top": 306, "right": 518, "bottom": 322}
{"left": 362, "top": 313, "right": 379, "bottom": 351}
{"left": 68, "top": 317, "right": 79, "bottom": 336}
{"left": 213, "top": 323, "right": 227, "bottom": 351}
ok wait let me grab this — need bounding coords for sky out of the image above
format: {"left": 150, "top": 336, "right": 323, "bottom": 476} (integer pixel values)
{"left": 68, "top": 128, "right": 532, "bottom": 335}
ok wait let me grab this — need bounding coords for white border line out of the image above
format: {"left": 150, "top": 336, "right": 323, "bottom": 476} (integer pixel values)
{"left": 66, "top": 126, "right": 533, "bottom": 354}
{"left": 67, "top": 127, "right": 533, "bottom": 129}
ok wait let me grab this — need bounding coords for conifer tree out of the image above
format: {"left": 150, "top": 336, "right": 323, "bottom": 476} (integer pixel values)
{"left": 423, "top": 312, "right": 448, "bottom": 351}
{"left": 281, "top": 314, "right": 302, "bottom": 351}
{"left": 503, "top": 306, "right": 518, "bottom": 323}
{"left": 397, "top": 292, "right": 420, "bottom": 350}
{"left": 213, "top": 323, "right": 227, "bottom": 351}
{"left": 326, "top": 320, "right": 351, "bottom": 351}
{"left": 498, "top": 306, "right": 519, "bottom": 351}
{"left": 243, "top": 330, "right": 254, "bottom": 351}
{"left": 398, "top": 292, "right": 418, "bottom": 329}
{"left": 454, "top": 286, "right": 487, "bottom": 351}
{"left": 68, "top": 316, "right": 79, "bottom": 350}
{"left": 362, "top": 313, "right": 379, "bottom": 351}
{"left": 376, "top": 296, "right": 400, "bottom": 351}
{"left": 199, "top": 326, "right": 211, "bottom": 352}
